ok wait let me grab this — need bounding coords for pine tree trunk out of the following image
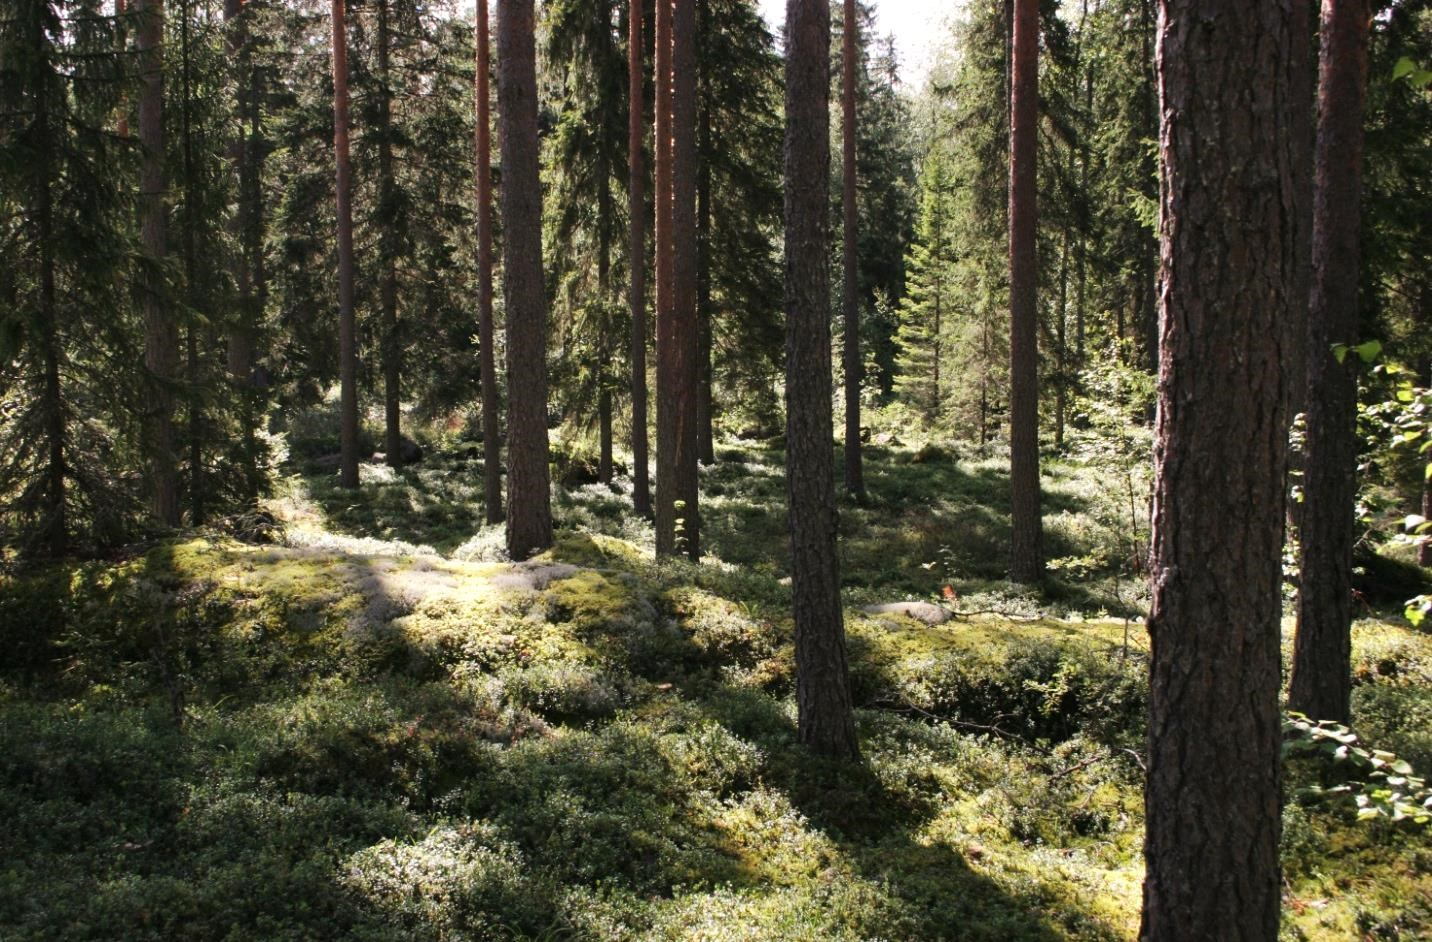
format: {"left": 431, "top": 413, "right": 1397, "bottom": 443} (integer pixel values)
{"left": 33, "top": 10, "right": 66, "bottom": 556}
{"left": 377, "top": 0, "right": 403, "bottom": 467}
{"left": 1141, "top": 4, "right": 1299, "bottom": 938}
{"left": 598, "top": 177, "right": 614, "bottom": 485}
{"left": 1287, "top": 0, "right": 1317, "bottom": 423}
{"left": 497, "top": 0, "right": 552, "bottom": 560}
{"left": 841, "top": 0, "right": 864, "bottom": 501}
{"left": 474, "top": 0, "right": 502, "bottom": 523}
{"left": 628, "top": 0, "right": 651, "bottom": 517}
{"left": 696, "top": 109, "right": 715, "bottom": 467}
{"left": 179, "top": 0, "right": 204, "bottom": 526}
{"left": 656, "top": 0, "right": 699, "bottom": 560}
{"left": 1290, "top": 0, "right": 1372, "bottom": 726}
{"left": 137, "top": 0, "right": 180, "bottom": 526}
{"left": 654, "top": 0, "right": 678, "bottom": 556}
{"left": 332, "top": 0, "right": 359, "bottom": 489}
{"left": 1056, "top": 226, "right": 1068, "bottom": 452}
{"left": 1007, "top": 0, "right": 1041, "bottom": 582}
{"left": 785, "top": 0, "right": 858, "bottom": 762}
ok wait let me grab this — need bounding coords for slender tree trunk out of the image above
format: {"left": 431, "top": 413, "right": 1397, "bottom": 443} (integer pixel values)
{"left": 841, "top": 0, "right": 864, "bottom": 501}
{"left": 1290, "top": 0, "right": 1372, "bottom": 726}
{"left": 33, "top": 10, "right": 66, "bottom": 556}
{"left": 1007, "top": 0, "right": 1041, "bottom": 582}
{"left": 1056, "top": 226, "right": 1068, "bottom": 452}
{"left": 137, "top": 0, "right": 179, "bottom": 526}
{"left": 1288, "top": 0, "right": 1317, "bottom": 422}
{"left": 666, "top": 0, "right": 699, "bottom": 559}
{"left": 1141, "top": 4, "right": 1299, "bottom": 939}
{"left": 179, "top": 0, "right": 204, "bottom": 526}
{"left": 475, "top": 0, "right": 502, "bottom": 523}
{"left": 696, "top": 108, "right": 715, "bottom": 466}
{"left": 628, "top": 0, "right": 651, "bottom": 516}
{"left": 598, "top": 175, "right": 614, "bottom": 485}
{"left": 497, "top": 0, "right": 552, "bottom": 559}
{"left": 332, "top": 0, "right": 359, "bottom": 489}
{"left": 785, "top": 0, "right": 858, "bottom": 761}
{"left": 377, "top": 0, "right": 403, "bottom": 466}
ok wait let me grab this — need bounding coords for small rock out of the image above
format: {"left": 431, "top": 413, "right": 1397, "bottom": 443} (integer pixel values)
{"left": 861, "top": 601, "right": 951, "bottom": 625}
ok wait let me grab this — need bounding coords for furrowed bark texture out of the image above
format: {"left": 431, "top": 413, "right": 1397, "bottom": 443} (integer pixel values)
{"left": 628, "top": 0, "right": 651, "bottom": 517}
{"left": 497, "top": 0, "right": 553, "bottom": 560}
{"left": 1007, "top": 0, "right": 1041, "bottom": 582}
{"left": 785, "top": 0, "right": 859, "bottom": 761}
{"left": 332, "top": 0, "right": 359, "bottom": 489}
{"left": 841, "top": 0, "right": 864, "bottom": 501}
{"left": 475, "top": 0, "right": 502, "bottom": 523}
{"left": 1290, "top": 0, "right": 1372, "bottom": 726}
{"left": 138, "top": 0, "right": 180, "bottom": 525}
{"left": 1141, "top": 3, "right": 1298, "bottom": 939}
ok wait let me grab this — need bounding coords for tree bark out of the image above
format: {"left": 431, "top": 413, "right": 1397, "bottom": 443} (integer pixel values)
{"left": 377, "top": 0, "right": 403, "bottom": 467}
{"left": 598, "top": 172, "right": 614, "bottom": 485}
{"left": 179, "top": 0, "right": 203, "bottom": 525}
{"left": 785, "top": 0, "right": 859, "bottom": 761}
{"left": 841, "top": 0, "right": 864, "bottom": 501}
{"left": 1141, "top": 3, "right": 1299, "bottom": 939}
{"left": 1290, "top": 0, "right": 1372, "bottom": 726}
{"left": 332, "top": 0, "right": 359, "bottom": 489}
{"left": 137, "top": 0, "right": 180, "bottom": 526}
{"left": 474, "top": 0, "right": 502, "bottom": 523}
{"left": 497, "top": 0, "right": 552, "bottom": 559}
{"left": 1007, "top": 0, "right": 1041, "bottom": 582}
{"left": 628, "top": 0, "right": 652, "bottom": 517}
{"left": 696, "top": 107, "right": 715, "bottom": 467}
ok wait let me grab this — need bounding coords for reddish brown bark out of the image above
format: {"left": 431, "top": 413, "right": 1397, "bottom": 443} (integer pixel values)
{"left": 475, "top": 0, "right": 502, "bottom": 523}
{"left": 332, "top": 0, "right": 359, "bottom": 489}
{"left": 628, "top": 0, "right": 651, "bottom": 516}
{"left": 785, "top": 0, "right": 858, "bottom": 761}
{"left": 1290, "top": 0, "right": 1373, "bottom": 726}
{"left": 841, "top": 0, "right": 864, "bottom": 501}
{"left": 497, "top": 0, "right": 552, "bottom": 559}
{"left": 137, "top": 0, "right": 179, "bottom": 525}
{"left": 1141, "top": 3, "right": 1300, "bottom": 939}
{"left": 1007, "top": 0, "right": 1041, "bottom": 582}
{"left": 653, "top": 0, "right": 686, "bottom": 557}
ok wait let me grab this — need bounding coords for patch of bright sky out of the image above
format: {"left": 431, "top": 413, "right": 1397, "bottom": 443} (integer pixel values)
{"left": 755, "top": 0, "right": 962, "bottom": 89}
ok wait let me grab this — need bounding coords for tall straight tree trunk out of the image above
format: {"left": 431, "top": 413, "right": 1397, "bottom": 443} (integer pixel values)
{"left": 1007, "top": 0, "right": 1041, "bottom": 582}
{"left": 497, "top": 0, "right": 552, "bottom": 559}
{"left": 1290, "top": 0, "right": 1372, "bottom": 726}
{"left": 137, "top": 0, "right": 179, "bottom": 526}
{"left": 840, "top": 0, "right": 864, "bottom": 501}
{"left": 1141, "top": 3, "right": 1299, "bottom": 939}
{"left": 32, "top": 7, "right": 66, "bottom": 556}
{"left": 598, "top": 174, "right": 614, "bottom": 485}
{"left": 784, "top": 0, "right": 858, "bottom": 761}
{"left": 658, "top": 0, "right": 699, "bottom": 560}
{"left": 223, "top": 0, "right": 260, "bottom": 504}
{"left": 179, "top": 0, "right": 203, "bottom": 525}
{"left": 696, "top": 109, "right": 715, "bottom": 466}
{"left": 377, "top": 0, "right": 403, "bottom": 466}
{"left": 1056, "top": 226, "right": 1068, "bottom": 451}
{"left": 1288, "top": 0, "right": 1317, "bottom": 422}
{"left": 628, "top": 0, "right": 651, "bottom": 516}
{"left": 332, "top": 0, "right": 359, "bottom": 489}
{"left": 475, "top": 0, "right": 502, "bottom": 523}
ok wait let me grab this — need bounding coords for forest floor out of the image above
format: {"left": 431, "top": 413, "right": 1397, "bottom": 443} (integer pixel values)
{"left": 2, "top": 426, "right": 1430, "bottom": 940}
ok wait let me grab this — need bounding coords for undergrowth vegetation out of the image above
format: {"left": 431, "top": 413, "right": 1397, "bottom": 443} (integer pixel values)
{"left": 2, "top": 427, "right": 1429, "bottom": 940}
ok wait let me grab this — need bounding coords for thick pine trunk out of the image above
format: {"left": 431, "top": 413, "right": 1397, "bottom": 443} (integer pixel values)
{"left": 785, "top": 0, "right": 858, "bottom": 761}
{"left": 377, "top": 0, "right": 403, "bottom": 466}
{"left": 137, "top": 0, "right": 180, "bottom": 526}
{"left": 1141, "top": 3, "right": 1299, "bottom": 939}
{"left": 497, "top": 0, "right": 552, "bottom": 559}
{"left": 1007, "top": 0, "right": 1041, "bottom": 582}
{"left": 628, "top": 0, "right": 651, "bottom": 516}
{"left": 332, "top": 0, "right": 359, "bottom": 489}
{"left": 1290, "top": 0, "right": 1372, "bottom": 726}
{"left": 841, "top": 0, "right": 864, "bottom": 501}
{"left": 475, "top": 0, "right": 502, "bottom": 523}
